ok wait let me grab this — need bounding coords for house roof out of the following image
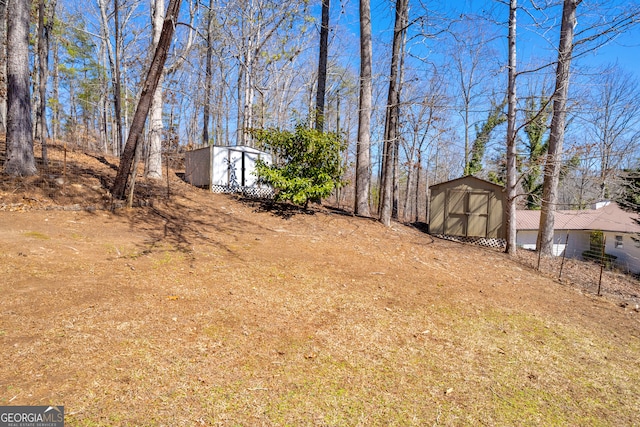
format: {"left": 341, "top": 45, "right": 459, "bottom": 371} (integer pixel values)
{"left": 516, "top": 203, "right": 640, "bottom": 234}
{"left": 429, "top": 175, "right": 505, "bottom": 191}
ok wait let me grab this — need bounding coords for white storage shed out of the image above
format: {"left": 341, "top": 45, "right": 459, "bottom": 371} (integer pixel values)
{"left": 185, "top": 145, "right": 273, "bottom": 196}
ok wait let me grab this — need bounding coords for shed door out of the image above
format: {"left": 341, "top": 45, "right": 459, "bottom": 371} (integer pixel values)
{"left": 467, "top": 191, "right": 489, "bottom": 237}
{"left": 227, "top": 149, "right": 243, "bottom": 188}
{"left": 445, "top": 190, "right": 467, "bottom": 236}
{"left": 244, "top": 151, "right": 258, "bottom": 187}
{"left": 445, "top": 190, "right": 490, "bottom": 238}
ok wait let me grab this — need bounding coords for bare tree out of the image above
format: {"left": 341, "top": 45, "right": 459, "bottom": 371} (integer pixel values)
{"left": 399, "top": 73, "right": 445, "bottom": 222}
{"left": 98, "top": 0, "right": 124, "bottom": 156}
{"left": 354, "top": 0, "right": 372, "bottom": 217}
{"left": 5, "top": 0, "right": 37, "bottom": 176}
{"left": 202, "top": 0, "right": 215, "bottom": 146}
{"left": 584, "top": 66, "right": 640, "bottom": 199}
{"left": 538, "top": 0, "right": 582, "bottom": 255}
{"left": 51, "top": 16, "right": 60, "bottom": 144}
{"left": 112, "top": 0, "right": 182, "bottom": 199}
{"left": 146, "top": 0, "right": 167, "bottom": 179}
{"left": 227, "top": 0, "right": 303, "bottom": 146}
{"left": 380, "top": 0, "right": 407, "bottom": 227}
{"left": 451, "top": 18, "right": 499, "bottom": 176}
{"left": 147, "top": 0, "right": 195, "bottom": 179}
{"left": 533, "top": 0, "right": 640, "bottom": 254}
{"left": 37, "top": 0, "right": 57, "bottom": 166}
{"left": 505, "top": 0, "right": 518, "bottom": 254}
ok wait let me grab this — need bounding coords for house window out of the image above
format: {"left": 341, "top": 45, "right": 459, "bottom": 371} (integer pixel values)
{"left": 615, "top": 235, "right": 623, "bottom": 249}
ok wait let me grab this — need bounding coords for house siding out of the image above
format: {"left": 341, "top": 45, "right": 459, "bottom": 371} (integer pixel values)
{"left": 604, "top": 231, "right": 640, "bottom": 274}
{"left": 516, "top": 229, "right": 640, "bottom": 274}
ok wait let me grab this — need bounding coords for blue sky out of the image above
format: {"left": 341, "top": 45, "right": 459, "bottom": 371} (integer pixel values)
{"left": 319, "top": 0, "right": 640, "bottom": 175}
{"left": 333, "top": 0, "right": 640, "bottom": 78}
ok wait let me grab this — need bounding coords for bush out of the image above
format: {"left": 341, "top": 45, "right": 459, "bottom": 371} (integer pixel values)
{"left": 251, "top": 124, "right": 347, "bottom": 207}
{"left": 582, "top": 230, "right": 617, "bottom": 269}
{"left": 582, "top": 250, "right": 618, "bottom": 269}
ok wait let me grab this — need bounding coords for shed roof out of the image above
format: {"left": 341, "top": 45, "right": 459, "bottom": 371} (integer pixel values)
{"left": 429, "top": 175, "right": 505, "bottom": 191}
{"left": 516, "top": 203, "right": 640, "bottom": 234}
{"left": 187, "top": 144, "right": 269, "bottom": 155}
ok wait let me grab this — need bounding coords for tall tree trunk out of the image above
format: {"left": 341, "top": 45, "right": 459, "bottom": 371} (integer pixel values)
{"left": 31, "top": 46, "right": 39, "bottom": 142}
{"left": 147, "top": 0, "right": 165, "bottom": 179}
{"left": 202, "top": 0, "right": 214, "bottom": 145}
{"left": 0, "top": 0, "right": 7, "bottom": 133}
{"left": 5, "top": 0, "right": 36, "bottom": 176}
{"left": 237, "top": 60, "right": 244, "bottom": 145}
{"left": 69, "top": 82, "right": 77, "bottom": 145}
{"left": 114, "top": 0, "right": 123, "bottom": 156}
{"left": 122, "top": 63, "right": 129, "bottom": 147}
{"left": 537, "top": 0, "right": 581, "bottom": 255}
{"left": 414, "top": 155, "right": 421, "bottom": 222}
{"left": 216, "top": 60, "right": 226, "bottom": 144}
{"left": 98, "top": 35, "right": 108, "bottom": 152}
{"left": 51, "top": 27, "right": 60, "bottom": 143}
{"left": 392, "top": 18, "right": 407, "bottom": 220}
{"left": 463, "top": 104, "right": 470, "bottom": 175}
{"left": 37, "top": 0, "right": 56, "bottom": 166}
{"left": 241, "top": 17, "right": 253, "bottom": 146}
{"left": 37, "top": 0, "right": 46, "bottom": 162}
{"left": 392, "top": 135, "right": 399, "bottom": 219}
{"left": 402, "top": 157, "right": 414, "bottom": 222}
{"left": 98, "top": 0, "right": 123, "bottom": 156}
{"left": 505, "top": 0, "right": 518, "bottom": 254}
{"left": 99, "top": 91, "right": 107, "bottom": 152}
{"left": 244, "top": 62, "right": 254, "bottom": 145}
{"left": 354, "top": 0, "right": 372, "bottom": 217}
{"left": 315, "top": 0, "right": 329, "bottom": 131}
{"left": 147, "top": 73, "right": 164, "bottom": 178}
{"left": 112, "top": 0, "right": 182, "bottom": 200}
{"left": 380, "top": 0, "right": 407, "bottom": 226}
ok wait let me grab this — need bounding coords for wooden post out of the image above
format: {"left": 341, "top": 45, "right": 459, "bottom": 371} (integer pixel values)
{"left": 63, "top": 143, "right": 67, "bottom": 193}
{"left": 597, "top": 234, "right": 606, "bottom": 296}
{"left": 166, "top": 152, "right": 170, "bottom": 199}
{"left": 558, "top": 232, "right": 569, "bottom": 280}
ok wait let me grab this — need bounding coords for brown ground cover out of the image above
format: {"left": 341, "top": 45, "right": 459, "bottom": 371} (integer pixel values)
{"left": 1, "top": 143, "right": 639, "bottom": 426}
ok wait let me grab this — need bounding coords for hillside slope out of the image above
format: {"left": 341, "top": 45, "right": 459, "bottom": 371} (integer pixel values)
{"left": 1, "top": 143, "right": 639, "bottom": 425}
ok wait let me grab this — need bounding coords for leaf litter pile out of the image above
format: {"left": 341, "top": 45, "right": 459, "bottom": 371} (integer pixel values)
{"left": 1, "top": 144, "right": 639, "bottom": 426}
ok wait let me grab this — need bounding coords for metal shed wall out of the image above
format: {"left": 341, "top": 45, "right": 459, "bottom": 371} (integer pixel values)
{"left": 185, "top": 147, "right": 213, "bottom": 188}
{"left": 185, "top": 145, "right": 272, "bottom": 193}
{"left": 429, "top": 176, "right": 506, "bottom": 239}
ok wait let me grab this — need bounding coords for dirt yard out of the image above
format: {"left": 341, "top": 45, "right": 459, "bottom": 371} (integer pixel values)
{"left": 1, "top": 144, "right": 639, "bottom": 426}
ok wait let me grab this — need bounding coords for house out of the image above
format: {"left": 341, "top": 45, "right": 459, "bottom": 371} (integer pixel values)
{"left": 516, "top": 202, "right": 640, "bottom": 274}
{"left": 184, "top": 145, "right": 273, "bottom": 197}
{"left": 429, "top": 176, "right": 506, "bottom": 246}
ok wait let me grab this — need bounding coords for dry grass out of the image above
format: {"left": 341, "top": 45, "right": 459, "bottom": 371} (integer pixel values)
{"left": 1, "top": 143, "right": 639, "bottom": 426}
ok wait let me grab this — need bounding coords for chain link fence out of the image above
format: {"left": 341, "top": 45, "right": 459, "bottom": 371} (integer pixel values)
{"left": 513, "top": 248, "right": 640, "bottom": 307}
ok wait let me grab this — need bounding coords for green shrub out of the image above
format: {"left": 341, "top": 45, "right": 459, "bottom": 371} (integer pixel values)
{"left": 251, "top": 124, "right": 347, "bottom": 208}
{"left": 582, "top": 230, "right": 617, "bottom": 269}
